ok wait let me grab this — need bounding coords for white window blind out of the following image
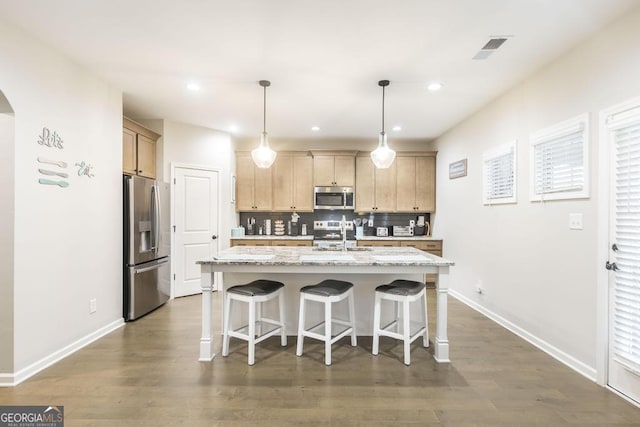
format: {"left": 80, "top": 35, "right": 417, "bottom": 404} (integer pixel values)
{"left": 529, "top": 114, "right": 589, "bottom": 201}
{"left": 608, "top": 106, "right": 640, "bottom": 374}
{"left": 483, "top": 141, "right": 516, "bottom": 205}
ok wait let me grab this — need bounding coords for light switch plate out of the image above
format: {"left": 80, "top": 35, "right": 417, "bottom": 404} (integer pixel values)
{"left": 569, "top": 213, "right": 583, "bottom": 230}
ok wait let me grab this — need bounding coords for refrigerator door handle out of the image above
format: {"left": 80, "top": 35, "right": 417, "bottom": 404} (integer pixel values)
{"left": 150, "top": 183, "right": 160, "bottom": 253}
{"left": 134, "top": 258, "right": 169, "bottom": 274}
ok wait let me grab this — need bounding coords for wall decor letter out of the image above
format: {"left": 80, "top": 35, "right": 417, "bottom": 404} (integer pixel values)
{"left": 37, "top": 127, "right": 64, "bottom": 149}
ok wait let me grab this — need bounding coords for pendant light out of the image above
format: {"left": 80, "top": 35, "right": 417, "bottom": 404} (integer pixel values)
{"left": 251, "top": 80, "right": 277, "bottom": 168}
{"left": 370, "top": 79, "right": 396, "bottom": 169}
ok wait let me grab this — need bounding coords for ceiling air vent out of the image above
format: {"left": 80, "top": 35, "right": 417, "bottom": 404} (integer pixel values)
{"left": 473, "top": 37, "right": 509, "bottom": 60}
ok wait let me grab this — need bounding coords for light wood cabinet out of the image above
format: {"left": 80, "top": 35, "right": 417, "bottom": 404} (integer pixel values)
{"left": 355, "top": 155, "right": 397, "bottom": 212}
{"left": 311, "top": 151, "right": 357, "bottom": 186}
{"left": 122, "top": 128, "right": 137, "bottom": 175}
{"left": 271, "top": 240, "right": 313, "bottom": 247}
{"left": 235, "top": 153, "right": 273, "bottom": 211}
{"left": 273, "top": 152, "right": 313, "bottom": 212}
{"left": 357, "top": 240, "right": 400, "bottom": 247}
{"left": 396, "top": 153, "right": 436, "bottom": 212}
{"left": 123, "top": 117, "right": 160, "bottom": 179}
{"left": 230, "top": 239, "right": 312, "bottom": 247}
{"left": 399, "top": 240, "right": 442, "bottom": 254}
{"left": 230, "top": 239, "right": 273, "bottom": 247}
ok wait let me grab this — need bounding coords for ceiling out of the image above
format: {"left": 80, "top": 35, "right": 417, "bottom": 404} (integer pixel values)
{"left": 1, "top": 0, "right": 637, "bottom": 142}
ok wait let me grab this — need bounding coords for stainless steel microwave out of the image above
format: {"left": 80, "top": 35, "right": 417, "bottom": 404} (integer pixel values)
{"left": 314, "top": 186, "right": 354, "bottom": 210}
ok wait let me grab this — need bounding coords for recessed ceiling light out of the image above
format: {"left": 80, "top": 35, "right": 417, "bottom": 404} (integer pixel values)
{"left": 228, "top": 124, "right": 238, "bottom": 133}
{"left": 392, "top": 125, "right": 402, "bottom": 132}
{"left": 311, "top": 126, "right": 320, "bottom": 131}
{"left": 187, "top": 82, "right": 201, "bottom": 91}
{"left": 427, "top": 82, "right": 443, "bottom": 92}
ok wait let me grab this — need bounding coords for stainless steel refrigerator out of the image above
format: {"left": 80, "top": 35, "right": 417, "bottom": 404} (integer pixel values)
{"left": 123, "top": 175, "right": 170, "bottom": 321}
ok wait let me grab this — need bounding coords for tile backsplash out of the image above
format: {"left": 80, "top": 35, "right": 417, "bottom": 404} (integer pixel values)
{"left": 238, "top": 211, "right": 431, "bottom": 237}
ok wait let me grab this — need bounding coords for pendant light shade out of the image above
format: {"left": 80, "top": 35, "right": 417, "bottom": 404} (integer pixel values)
{"left": 251, "top": 80, "right": 277, "bottom": 168}
{"left": 371, "top": 131, "right": 395, "bottom": 168}
{"left": 371, "top": 79, "right": 396, "bottom": 169}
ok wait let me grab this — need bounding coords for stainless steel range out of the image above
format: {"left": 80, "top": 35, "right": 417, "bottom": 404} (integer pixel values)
{"left": 313, "top": 220, "right": 356, "bottom": 249}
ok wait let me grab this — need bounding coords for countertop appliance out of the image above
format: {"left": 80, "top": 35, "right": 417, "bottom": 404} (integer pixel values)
{"left": 123, "top": 175, "right": 170, "bottom": 321}
{"left": 313, "top": 220, "right": 355, "bottom": 248}
{"left": 392, "top": 226, "right": 413, "bottom": 237}
{"left": 314, "top": 186, "right": 354, "bottom": 210}
{"left": 376, "top": 227, "right": 389, "bottom": 237}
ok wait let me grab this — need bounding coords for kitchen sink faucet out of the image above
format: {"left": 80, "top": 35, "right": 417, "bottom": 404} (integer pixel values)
{"left": 340, "top": 215, "right": 347, "bottom": 251}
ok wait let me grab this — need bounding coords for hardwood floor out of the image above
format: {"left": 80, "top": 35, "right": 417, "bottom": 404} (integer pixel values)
{"left": 1, "top": 290, "right": 639, "bottom": 426}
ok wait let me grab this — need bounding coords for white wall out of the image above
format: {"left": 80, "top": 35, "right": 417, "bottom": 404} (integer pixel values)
{"left": 0, "top": 18, "right": 123, "bottom": 381}
{"left": 158, "top": 120, "right": 235, "bottom": 250}
{"left": 431, "top": 5, "right": 640, "bottom": 378}
{"left": 0, "top": 110, "right": 15, "bottom": 375}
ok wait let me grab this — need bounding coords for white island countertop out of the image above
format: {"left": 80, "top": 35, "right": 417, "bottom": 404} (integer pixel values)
{"left": 197, "top": 245, "right": 453, "bottom": 268}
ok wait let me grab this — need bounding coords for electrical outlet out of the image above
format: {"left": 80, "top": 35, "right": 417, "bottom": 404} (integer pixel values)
{"left": 475, "top": 280, "right": 484, "bottom": 294}
{"left": 90, "top": 299, "right": 97, "bottom": 314}
{"left": 569, "top": 213, "right": 583, "bottom": 230}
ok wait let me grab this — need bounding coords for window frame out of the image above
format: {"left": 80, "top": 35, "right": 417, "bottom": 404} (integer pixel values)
{"left": 529, "top": 113, "right": 590, "bottom": 202}
{"left": 482, "top": 140, "right": 517, "bottom": 205}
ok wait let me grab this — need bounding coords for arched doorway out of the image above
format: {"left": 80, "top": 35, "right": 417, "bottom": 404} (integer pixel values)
{"left": 0, "top": 89, "right": 15, "bottom": 379}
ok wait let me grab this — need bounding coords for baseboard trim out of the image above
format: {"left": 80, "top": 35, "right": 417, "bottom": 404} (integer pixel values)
{"left": 0, "top": 318, "right": 124, "bottom": 387}
{"left": 449, "top": 289, "right": 597, "bottom": 382}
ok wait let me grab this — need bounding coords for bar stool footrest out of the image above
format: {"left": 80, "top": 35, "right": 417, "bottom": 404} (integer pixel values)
{"left": 228, "top": 323, "right": 283, "bottom": 344}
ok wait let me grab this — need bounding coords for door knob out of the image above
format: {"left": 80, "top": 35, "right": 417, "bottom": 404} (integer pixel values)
{"left": 212, "top": 235, "right": 218, "bottom": 240}
{"left": 612, "top": 243, "right": 619, "bottom": 252}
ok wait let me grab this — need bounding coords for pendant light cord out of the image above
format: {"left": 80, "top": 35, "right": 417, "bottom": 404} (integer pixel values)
{"left": 381, "top": 84, "right": 385, "bottom": 133}
{"left": 263, "top": 84, "right": 267, "bottom": 133}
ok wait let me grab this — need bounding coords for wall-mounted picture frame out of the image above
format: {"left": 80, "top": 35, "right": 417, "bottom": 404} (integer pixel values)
{"left": 449, "top": 158, "right": 467, "bottom": 179}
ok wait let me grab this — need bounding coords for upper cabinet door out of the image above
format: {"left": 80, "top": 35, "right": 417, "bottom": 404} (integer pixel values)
{"left": 374, "top": 161, "right": 397, "bottom": 212}
{"left": 293, "top": 155, "right": 313, "bottom": 211}
{"left": 235, "top": 154, "right": 255, "bottom": 211}
{"left": 415, "top": 156, "right": 436, "bottom": 212}
{"left": 122, "top": 128, "right": 137, "bottom": 175}
{"left": 355, "top": 156, "right": 375, "bottom": 211}
{"left": 313, "top": 155, "right": 336, "bottom": 186}
{"left": 272, "top": 154, "right": 294, "bottom": 211}
{"left": 312, "top": 152, "right": 356, "bottom": 186}
{"left": 396, "top": 156, "right": 417, "bottom": 212}
{"left": 333, "top": 155, "right": 356, "bottom": 186}
{"left": 253, "top": 165, "right": 273, "bottom": 211}
{"left": 271, "top": 153, "right": 313, "bottom": 212}
{"left": 136, "top": 134, "right": 156, "bottom": 179}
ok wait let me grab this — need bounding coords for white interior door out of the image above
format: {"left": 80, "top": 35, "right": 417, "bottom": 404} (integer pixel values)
{"left": 606, "top": 101, "right": 640, "bottom": 404}
{"left": 174, "top": 166, "right": 219, "bottom": 298}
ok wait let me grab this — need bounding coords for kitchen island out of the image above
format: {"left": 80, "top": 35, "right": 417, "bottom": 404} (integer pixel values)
{"left": 197, "top": 245, "right": 454, "bottom": 363}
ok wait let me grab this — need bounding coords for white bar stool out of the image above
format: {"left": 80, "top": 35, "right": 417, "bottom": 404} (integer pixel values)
{"left": 296, "top": 279, "right": 357, "bottom": 366}
{"left": 222, "top": 279, "right": 287, "bottom": 365}
{"left": 372, "top": 279, "right": 428, "bottom": 365}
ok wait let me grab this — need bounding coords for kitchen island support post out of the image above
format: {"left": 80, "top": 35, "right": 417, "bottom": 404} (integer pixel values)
{"left": 434, "top": 269, "right": 450, "bottom": 362}
{"left": 199, "top": 271, "right": 216, "bottom": 361}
